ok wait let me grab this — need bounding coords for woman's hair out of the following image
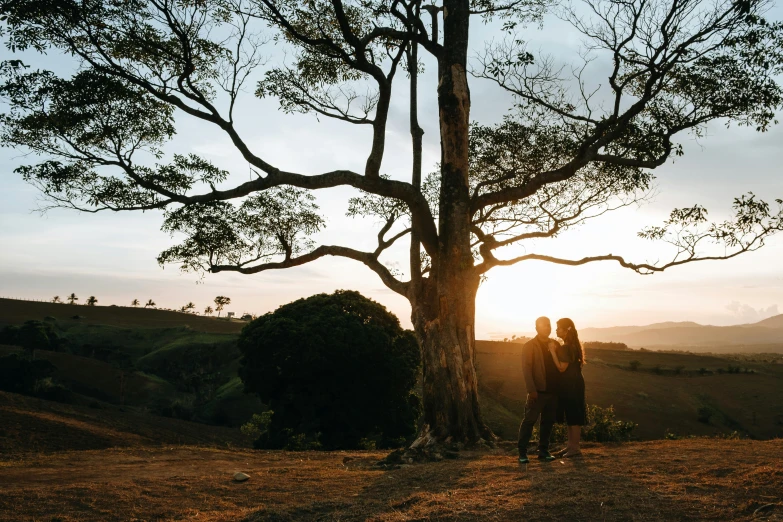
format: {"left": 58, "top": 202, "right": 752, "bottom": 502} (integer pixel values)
{"left": 557, "top": 317, "right": 585, "bottom": 366}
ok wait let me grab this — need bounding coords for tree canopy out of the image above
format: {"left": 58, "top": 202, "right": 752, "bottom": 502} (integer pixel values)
{"left": 0, "top": 0, "right": 781, "bottom": 285}
{"left": 238, "top": 290, "right": 421, "bottom": 449}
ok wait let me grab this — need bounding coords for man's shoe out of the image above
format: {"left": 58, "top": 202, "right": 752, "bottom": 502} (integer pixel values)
{"left": 518, "top": 455, "right": 530, "bottom": 464}
{"left": 537, "top": 451, "right": 556, "bottom": 461}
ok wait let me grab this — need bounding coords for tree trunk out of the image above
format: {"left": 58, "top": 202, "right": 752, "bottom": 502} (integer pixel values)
{"left": 410, "top": 276, "right": 492, "bottom": 448}
{"left": 407, "top": 0, "right": 493, "bottom": 449}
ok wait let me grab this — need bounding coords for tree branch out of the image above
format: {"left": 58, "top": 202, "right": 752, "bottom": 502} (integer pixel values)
{"left": 211, "top": 244, "right": 409, "bottom": 295}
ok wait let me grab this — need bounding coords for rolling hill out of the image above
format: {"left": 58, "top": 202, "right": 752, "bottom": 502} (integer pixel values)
{"left": 0, "top": 298, "right": 245, "bottom": 334}
{"left": 0, "top": 298, "right": 263, "bottom": 428}
{"left": 755, "top": 314, "right": 783, "bottom": 328}
{"left": 475, "top": 340, "right": 783, "bottom": 440}
{"left": 580, "top": 315, "right": 783, "bottom": 350}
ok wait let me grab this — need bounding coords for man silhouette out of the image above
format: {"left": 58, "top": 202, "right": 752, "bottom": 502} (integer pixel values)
{"left": 517, "top": 316, "right": 559, "bottom": 463}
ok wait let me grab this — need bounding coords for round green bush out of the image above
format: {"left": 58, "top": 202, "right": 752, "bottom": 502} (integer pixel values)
{"left": 238, "top": 290, "right": 421, "bottom": 450}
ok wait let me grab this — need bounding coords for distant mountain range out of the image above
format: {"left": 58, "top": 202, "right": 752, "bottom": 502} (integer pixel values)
{"left": 580, "top": 314, "right": 783, "bottom": 348}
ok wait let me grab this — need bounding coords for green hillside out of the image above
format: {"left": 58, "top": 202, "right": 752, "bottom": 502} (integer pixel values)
{"left": 476, "top": 340, "right": 783, "bottom": 440}
{"left": 0, "top": 299, "right": 262, "bottom": 428}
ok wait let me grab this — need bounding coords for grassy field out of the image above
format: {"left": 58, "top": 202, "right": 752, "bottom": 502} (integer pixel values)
{"left": 0, "top": 298, "right": 245, "bottom": 334}
{"left": 476, "top": 341, "right": 783, "bottom": 441}
{"left": 0, "top": 344, "right": 180, "bottom": 406}
{"left": 0, "top": 299, "right": 263, "bottom": 427}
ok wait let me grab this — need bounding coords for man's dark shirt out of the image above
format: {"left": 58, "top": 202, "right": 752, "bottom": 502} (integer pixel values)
{"left": 539, "top": 338, "right": 560, "bottom": 393}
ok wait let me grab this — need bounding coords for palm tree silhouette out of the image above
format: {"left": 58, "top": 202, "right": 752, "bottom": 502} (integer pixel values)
{"left": 67, "top": 293, "right": 78, "bottom": 305}
{"left": 204, "top": 306, "right": 213, "bottom": 316}
{"left": 131, "top": 299, "right": 140, "bottom": 307}
{"left": 86, "top": 296, "right": 98, "bottom": 306}
{"left": 184, "top": 302, "right": 196, "bottom": 313}
{"left": 52, "top": 296, "right": 62, "bottom": 304}
{"left": 145, "top": 299, "right": 156, "bottom": 308}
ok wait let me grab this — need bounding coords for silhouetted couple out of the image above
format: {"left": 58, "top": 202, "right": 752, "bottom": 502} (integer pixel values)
{"left": 518, "top": 316, "right": 586, "bottom": 463}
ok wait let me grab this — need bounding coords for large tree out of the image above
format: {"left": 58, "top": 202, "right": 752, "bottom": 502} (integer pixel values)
{"left": 2, "top": 0, "right": 783, "bottom": 449}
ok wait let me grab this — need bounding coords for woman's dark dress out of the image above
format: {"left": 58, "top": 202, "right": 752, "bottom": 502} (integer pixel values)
{"left": 556, "top": 343, "right": 587, "bottom": 426}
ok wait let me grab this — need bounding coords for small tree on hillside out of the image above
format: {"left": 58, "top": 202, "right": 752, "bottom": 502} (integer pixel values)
{"left": 0, "top": 320, "right": 65, "bottom": 359}
{"left": 145, "top": 299, "right": 156, "bottom": 308}
{"left": 51, "top": 296, "right": 61, "bottom": 304}
{"left": 204, "top": 306, "right": 213, "bottom": 316}
{"left": 184, "top": 301, "right": 196, "bottom": 313}
{"left": 131, "top": 298, "right": 140, "bottom": 307}
{"left": 86, "top": 296, "right": 98, "bottom": 306}
{"left": 239, "top": 290, "right": 420, "bottom": 450}
{"left": 214, "top": 296, "right": 231, "bottom": 317}
{"left": 66, "top": 293, "right": 78, "bottom": 305}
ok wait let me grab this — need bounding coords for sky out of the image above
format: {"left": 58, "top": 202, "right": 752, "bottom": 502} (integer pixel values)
{"left": 1, "top": 3, "right": 782, "bottom": 338}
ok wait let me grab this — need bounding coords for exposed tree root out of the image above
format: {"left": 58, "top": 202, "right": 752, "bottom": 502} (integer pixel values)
{"left": 375, "top": 425, "right": 497, "bottom": 468}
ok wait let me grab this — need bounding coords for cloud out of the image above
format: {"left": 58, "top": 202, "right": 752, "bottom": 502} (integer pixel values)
{"left": 725, "top": 301, "right": 779, "bottom": 323}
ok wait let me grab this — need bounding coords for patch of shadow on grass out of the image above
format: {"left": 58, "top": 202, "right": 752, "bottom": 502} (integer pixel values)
{"left": 242, "top": 501, "right": 357, "bottom": 522}
{"left": 242, "top": 454, "right": 473, "bottom": 522}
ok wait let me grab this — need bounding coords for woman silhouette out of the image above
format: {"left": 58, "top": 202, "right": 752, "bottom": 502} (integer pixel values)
{"left": 548, "top": 317, "right": 586, "bottom": 458}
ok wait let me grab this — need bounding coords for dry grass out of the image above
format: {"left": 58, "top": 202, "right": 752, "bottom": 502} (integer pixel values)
{"left": 0, "top": 440, "right": 781, "bottom": 521}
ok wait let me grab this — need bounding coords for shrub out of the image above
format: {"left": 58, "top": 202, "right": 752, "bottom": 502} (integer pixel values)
{"left": 532, "top": 421, "right": 567, "bottom": 444}
{"left": 241, "top": 411, "right": 273, "bottom": 441}
{"left": 0, "top": 353, "right": 57, "bottom": 394}
{"left": 714, "top": 430, "right": 743, "bottom": 440}
{"left": 282, "top": 431, "right": 322, "bottom": 451}
{"left": 159, "top": 397, "right": 195, "bottom": 421}
{"left": 628, "top": 360, "right": 641, "bottom": 371}
{"left": 33, "top": 378, "right": 73, "bottom": 403}
{"left": 531, "top": 404, "right": 636, "bottom": 444}
{"left": 238, "top": 290, "right": 421, "bottom": 450}
{"left": 582, "top": 405, "right": 636, "bottom": 442}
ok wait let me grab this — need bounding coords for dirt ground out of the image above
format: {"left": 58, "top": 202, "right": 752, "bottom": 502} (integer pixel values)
{"left": 1, "top": 439, "right": 782, "bottom": 521}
